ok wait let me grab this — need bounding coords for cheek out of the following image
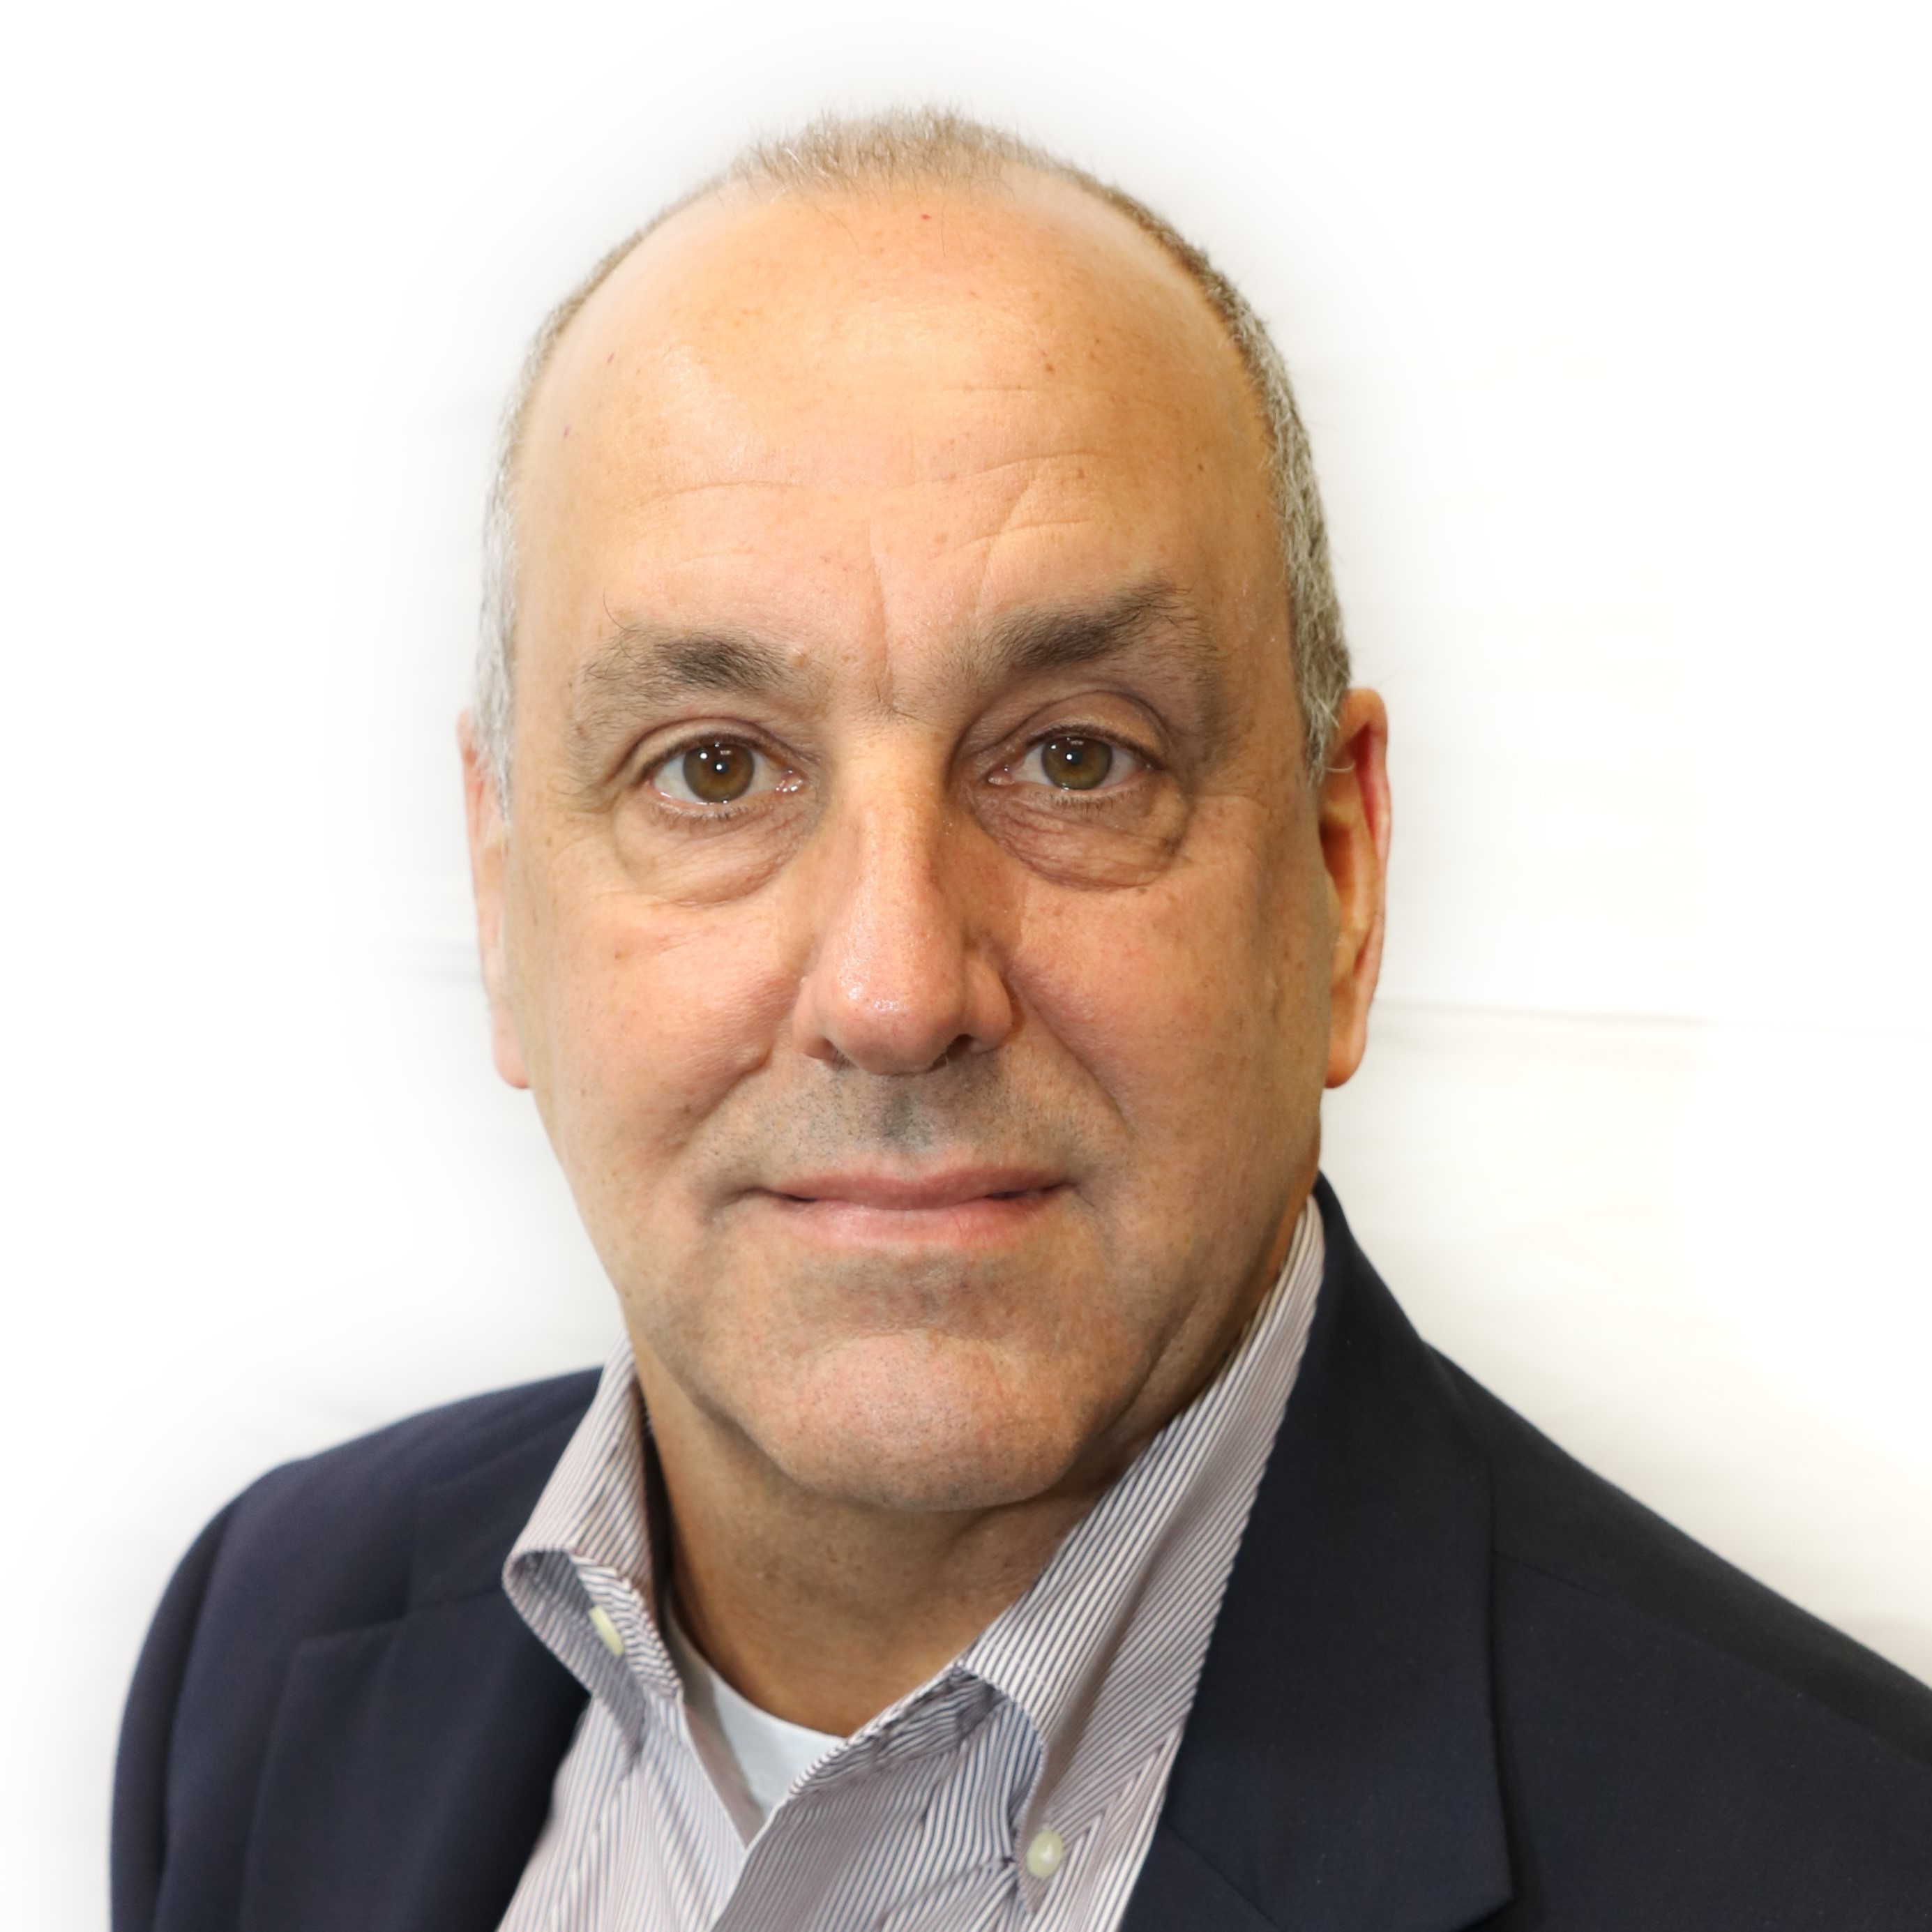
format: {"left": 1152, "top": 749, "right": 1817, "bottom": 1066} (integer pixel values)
{"left": 521, "top": 880, "right": 796, "bottom": 1176}
{"left": 1011, "top": 801, "right": 1325, "bottom": 1136}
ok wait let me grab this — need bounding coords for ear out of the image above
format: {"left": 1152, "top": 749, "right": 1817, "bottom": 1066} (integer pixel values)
{"left": 1317, "top": 688, "right": 1391, "bottom": 1089}
{"left": 458, "top": 712, "right": 531, "bottom": 1090}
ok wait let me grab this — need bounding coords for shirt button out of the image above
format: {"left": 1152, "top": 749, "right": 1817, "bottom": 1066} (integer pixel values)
{"left": 587, "top": 1604, "right": 626, "bottom": 1657}
{"left": 1025, "top": 1827, "right": 1066, "bottom": 1880}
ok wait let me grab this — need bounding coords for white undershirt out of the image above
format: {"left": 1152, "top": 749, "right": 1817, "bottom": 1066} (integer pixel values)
{"left": 662, "top": 1598, "right": 844, "bottom": 1841}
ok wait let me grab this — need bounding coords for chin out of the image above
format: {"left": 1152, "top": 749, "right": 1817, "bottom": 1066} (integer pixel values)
{"left": 753, "top": 1341, "right": 1101, "bottom": 1513}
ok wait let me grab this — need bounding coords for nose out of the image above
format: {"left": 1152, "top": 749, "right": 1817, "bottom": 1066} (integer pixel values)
{"left": 792, "top": 789, "right": 1015, "bottom": 1076}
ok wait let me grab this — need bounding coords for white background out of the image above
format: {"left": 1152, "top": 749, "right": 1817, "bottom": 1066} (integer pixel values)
{"left": 4, "top": 1, "right": 1929, "bottom": 1923}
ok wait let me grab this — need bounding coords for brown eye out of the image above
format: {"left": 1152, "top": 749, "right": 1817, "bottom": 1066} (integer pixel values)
{"left": 1039, "top": 735, "right": 1114, "bottom": 790}
{"left": 680, "top": 741, "right": 755, "bottom": 803}
{"left": 646, "top": 737, "right": 801, "bottom": 813}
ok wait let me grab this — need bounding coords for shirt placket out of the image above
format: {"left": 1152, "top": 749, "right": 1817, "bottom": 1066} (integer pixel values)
{"left": 709, "top": 1678, "right": 1018, "bottom": 1932}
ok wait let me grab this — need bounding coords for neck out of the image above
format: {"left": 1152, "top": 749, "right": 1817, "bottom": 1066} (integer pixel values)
{"left": 635, "top": 1358, "right": 1122, "bottom": 1736}
{"left": 628, "top": 1212, "right": 1306, "bottom": 1737}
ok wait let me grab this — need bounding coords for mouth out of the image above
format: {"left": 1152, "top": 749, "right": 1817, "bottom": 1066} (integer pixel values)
{"left": 746, "top": 1167, "right": 1071, "bottom": 1247}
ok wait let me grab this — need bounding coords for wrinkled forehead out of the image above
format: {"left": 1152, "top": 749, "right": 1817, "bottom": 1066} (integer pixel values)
{"left": 511, "top": 172, "right": 1281, "bottom": 700}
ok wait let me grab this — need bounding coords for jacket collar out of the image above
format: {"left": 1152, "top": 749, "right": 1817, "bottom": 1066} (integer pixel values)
{"left": 1121, "top": 1177, "right": 1512, "bottom": 1932}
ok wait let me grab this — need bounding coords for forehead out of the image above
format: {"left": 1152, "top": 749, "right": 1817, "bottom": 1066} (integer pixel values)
{"left": 513, "top": 172, "right": 1280, "bottom": 693}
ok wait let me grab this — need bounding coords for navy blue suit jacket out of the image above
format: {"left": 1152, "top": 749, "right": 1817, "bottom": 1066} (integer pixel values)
{"left": 114, "top": 1184, "right": 1932, "bottom": 1929}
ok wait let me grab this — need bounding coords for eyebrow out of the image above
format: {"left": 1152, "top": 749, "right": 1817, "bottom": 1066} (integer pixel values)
{"left": 578, "top": 627, "right": 806, "bottom": 715}
{"left": 568, "top": 626, "right": 817, "bottom": 781}
{"left": 967, "top": 580, "right": 1216, "bottom": 691}
{"left": 567, "top": 576, "right": 1220, "bottom": 780}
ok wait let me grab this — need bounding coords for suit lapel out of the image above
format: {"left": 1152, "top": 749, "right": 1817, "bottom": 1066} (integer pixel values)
{"left": 1126, "top": 1822, "right": 1284, "bottom": 1931}
{"left": 236, "top": 1415, "right": 590, "bottom": 1932}
{"left": 1120, "top": 1178, "right": 1513, "bottom": 1932}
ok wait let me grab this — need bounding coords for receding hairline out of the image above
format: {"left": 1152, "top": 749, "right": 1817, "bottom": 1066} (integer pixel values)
{"left": 510, "top": 156, "right": 1265, "bottom": 504}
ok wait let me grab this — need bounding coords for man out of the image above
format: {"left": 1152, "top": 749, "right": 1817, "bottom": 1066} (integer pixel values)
{"left": 114, "top": 111, "right": 1932, "bottom": 1931}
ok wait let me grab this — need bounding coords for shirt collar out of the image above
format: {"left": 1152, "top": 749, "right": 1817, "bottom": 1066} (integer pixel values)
{"left": 504, "top": 1347, "right": 682, "bottom": 1731}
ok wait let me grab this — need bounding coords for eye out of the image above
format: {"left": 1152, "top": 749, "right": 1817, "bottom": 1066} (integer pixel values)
{"left": 646, "top": 739, "right": 796, "bottom": 808}
{"left": 1004, "top": 733, "right": 1141, "bottom": 792}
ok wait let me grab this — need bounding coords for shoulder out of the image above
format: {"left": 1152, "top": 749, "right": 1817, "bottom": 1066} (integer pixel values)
{"left": 208, "top": 1370, "right": 603, "bottom": 1630}
{"left": 1440, "top": 1354, "right": 1932, "bottom": 1760}
{"left": 1437, "top": 1354, "right": 1932, "bottom": 1915}
{"left": 114, "top": 1371, "right": 599, "bottom": 1931}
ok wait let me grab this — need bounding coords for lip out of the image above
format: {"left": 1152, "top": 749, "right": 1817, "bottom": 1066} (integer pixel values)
{"left": 744, "top": 1167, "right": 1069, "bottom": 1247}
{"left": 760, "top": 1167, "right": 1066, "bottom": 1211}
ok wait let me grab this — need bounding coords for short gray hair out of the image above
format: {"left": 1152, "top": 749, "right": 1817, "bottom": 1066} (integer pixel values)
{"left": 476, "top": 108, "right": 1349, "bottom": 805}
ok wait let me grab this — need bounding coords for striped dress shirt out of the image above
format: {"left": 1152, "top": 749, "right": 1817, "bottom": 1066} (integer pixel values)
{"left": 497, "top": 1198, "right": 1325, "bottom": 1932}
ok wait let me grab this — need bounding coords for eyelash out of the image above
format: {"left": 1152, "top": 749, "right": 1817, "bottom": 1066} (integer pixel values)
{"left": 637, "top": 733, "right": 800, "bottom": 815}
{"left": 997, "top": 727, "right": 1154, "bottom": 795}
{"left": 632, "top": 723, "right": 1158, "bottom": 819}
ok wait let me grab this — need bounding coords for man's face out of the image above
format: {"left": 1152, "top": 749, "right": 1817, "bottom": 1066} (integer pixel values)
{"left": 469, "top": 175, "right": 1379, "bottom": 1512}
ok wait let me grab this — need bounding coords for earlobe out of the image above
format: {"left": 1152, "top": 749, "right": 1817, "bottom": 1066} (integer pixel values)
{"left": 1318, "top": 690, "right": 1391, "bottom": 1090}
{"left": 486, "top": 988, "right": 532, "bottom": 1091}
{"left": 458, "top": 713, "right": 532, "bottom": 1092}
